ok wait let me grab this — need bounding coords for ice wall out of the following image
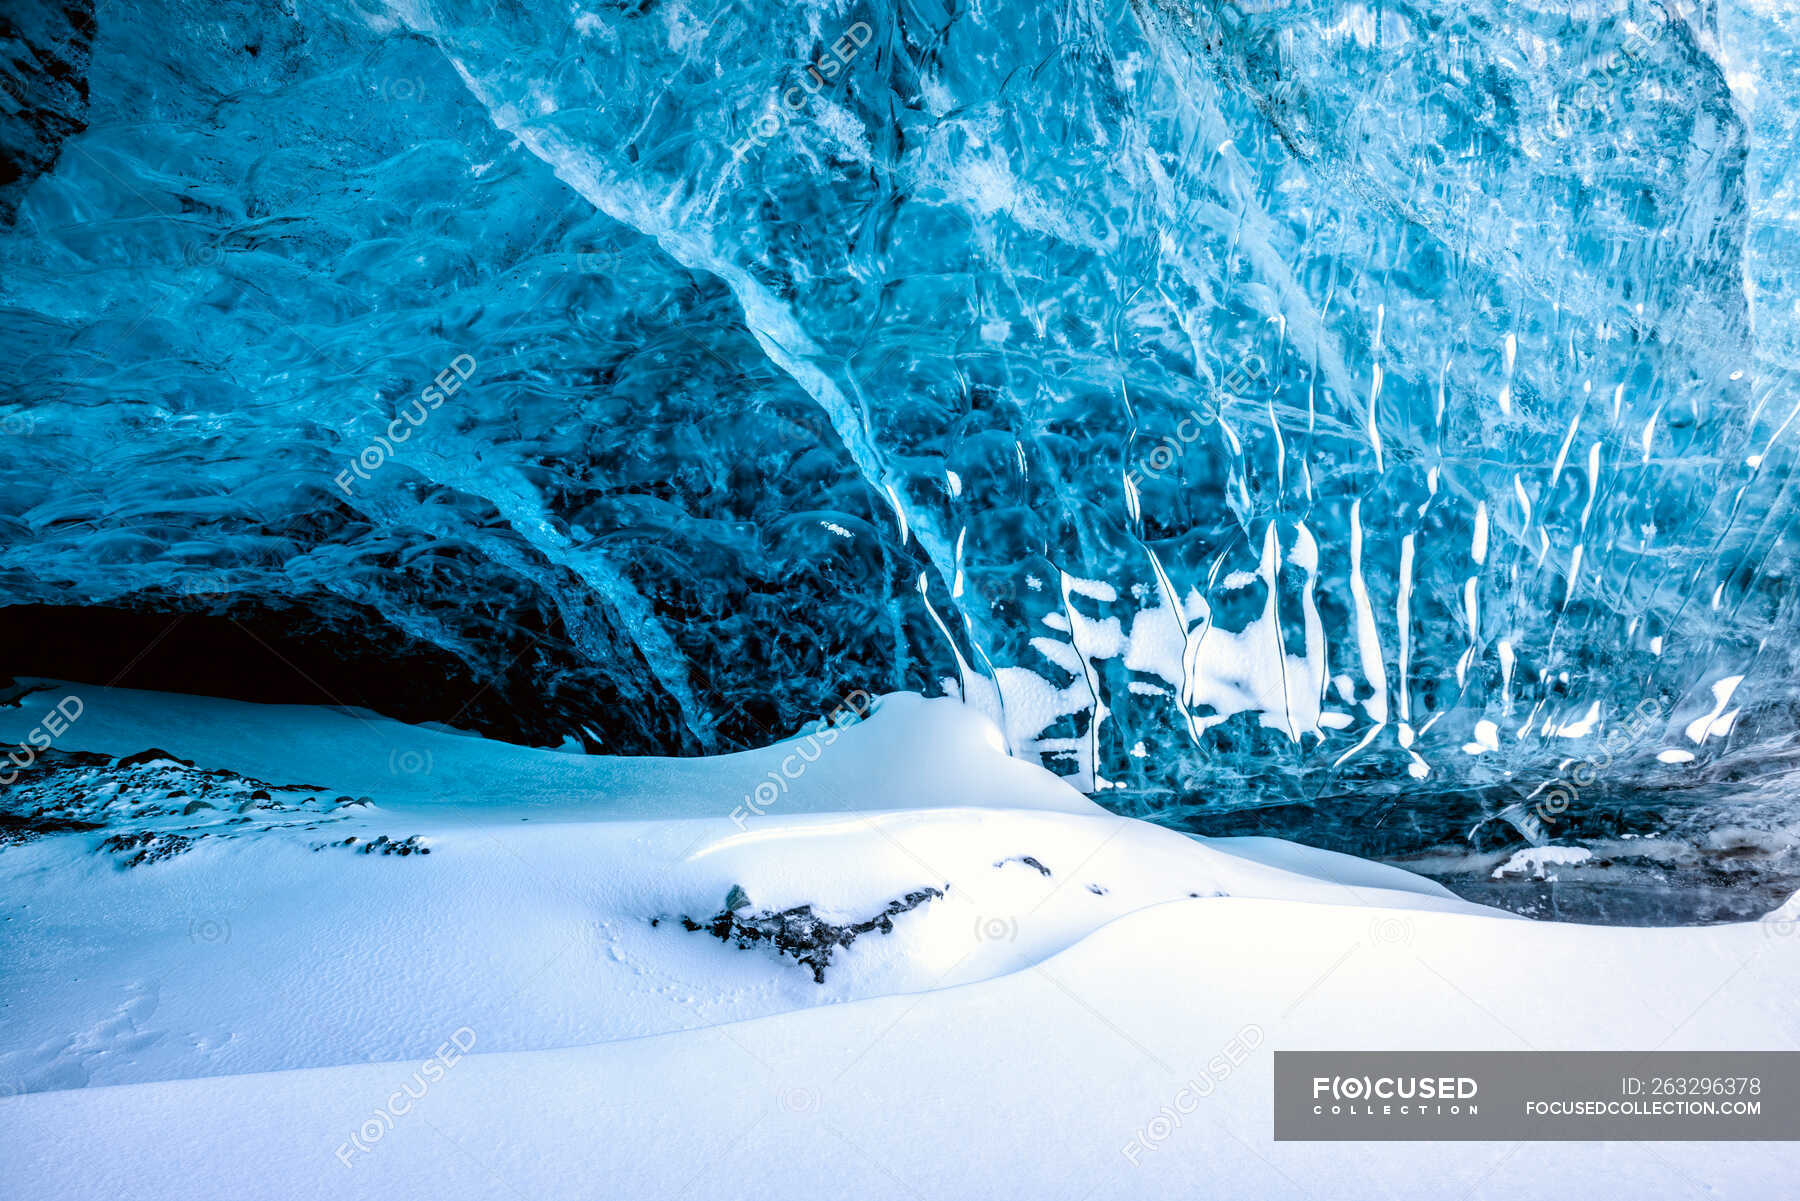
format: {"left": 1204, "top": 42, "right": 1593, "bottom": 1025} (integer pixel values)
{"left": 3, "top": 0, "right": 1798, "bottom": 846}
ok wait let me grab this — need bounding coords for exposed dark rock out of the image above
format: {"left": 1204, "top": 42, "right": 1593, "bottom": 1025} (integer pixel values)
{"left": 0, "top": 0, "right": 94, "bottom": 223}
{"left": 116, "top": 748, "right": 193, "bottom": 769}
{"left": 0, "top": 810, "right": 101, "bottom": 846}
{"left": 99, "top": 830, "right": 195, "bottom": 867}
{"left": 676, "top": 885, "right": 946, "bottom": 983}
{"left": 996, "top": 855, "right": 1051, "bottom": 877}
{"left": 0, "top": 747, "right": 110, "bottom": 774}
{"left": 0, "top": 746, "right": 363, "bottom": 857}
{"left": 0, "top": 678, "right": 51, "bottom": 708}
{"left": 347, "top": 834, "right": 428, "bottom": 856}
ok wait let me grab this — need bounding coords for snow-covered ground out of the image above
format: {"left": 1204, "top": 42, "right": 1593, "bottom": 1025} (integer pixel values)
{"left": 3, "top": 681, "right": 1797, "bottom": 1199}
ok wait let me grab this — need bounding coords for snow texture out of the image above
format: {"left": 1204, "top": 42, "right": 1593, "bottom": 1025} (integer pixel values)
{"left": 0, "top": 686, "right": 1795, "bottom": 1199}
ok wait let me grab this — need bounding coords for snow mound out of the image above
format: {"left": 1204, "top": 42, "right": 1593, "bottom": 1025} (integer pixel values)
{"left": 0, "top": 683, "right": 1487, "bottom": 1096}
{"left": 2, "top": 685, "right": 1792, "bottom": 1200}
{"left": 4, "top": 898, "right": 1795, "bottom": 1200}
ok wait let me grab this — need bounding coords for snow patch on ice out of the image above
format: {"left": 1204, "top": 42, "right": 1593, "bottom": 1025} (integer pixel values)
{"left": 1491, "top": 845, "right": 1593, "bottom": 881}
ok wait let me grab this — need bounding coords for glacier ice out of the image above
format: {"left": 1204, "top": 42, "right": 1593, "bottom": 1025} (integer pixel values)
{"left": 3, "top": 0, "right": 1800, "bottom": 854}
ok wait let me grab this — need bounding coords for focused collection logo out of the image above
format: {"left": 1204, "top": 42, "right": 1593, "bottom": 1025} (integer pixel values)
{"left": 1278, "top": 1053, "right": 1788, "bottom": 1141}
{"left": 1311, "top": 1074, "right": 1480, "bottom": 1117}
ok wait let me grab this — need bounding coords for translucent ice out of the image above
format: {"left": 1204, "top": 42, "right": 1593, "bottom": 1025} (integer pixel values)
{"left": 3, "top": 0, "right": 1798, "bottom": 849}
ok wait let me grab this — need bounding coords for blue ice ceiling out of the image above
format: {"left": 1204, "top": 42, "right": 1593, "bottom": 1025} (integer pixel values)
{"left": 3, "top": 0, "right": 1799, "bottom": 843}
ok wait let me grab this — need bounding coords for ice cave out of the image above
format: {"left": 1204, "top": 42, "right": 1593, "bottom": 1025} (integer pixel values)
{"left": 3, "top": 0, "right": 1798, "bottom": 1197}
